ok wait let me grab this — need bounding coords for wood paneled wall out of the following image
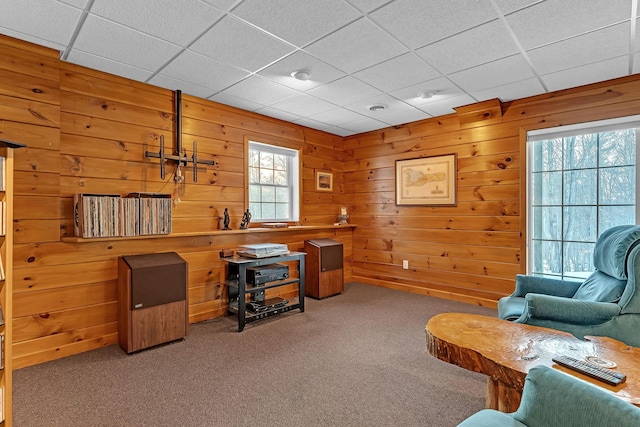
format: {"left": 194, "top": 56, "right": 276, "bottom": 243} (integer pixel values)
{"left": 344, "top": 76, "right": 640, "bottom": 307}
{"left": 5, "top": 32, "right": 640, "bottom": 368}
{"left": 0, "top": 35, "right": 350, "bottom": 369}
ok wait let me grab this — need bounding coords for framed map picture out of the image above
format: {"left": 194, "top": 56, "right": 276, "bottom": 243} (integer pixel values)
{"left": 395, "top": 154, "right": 457, "bottom": 206}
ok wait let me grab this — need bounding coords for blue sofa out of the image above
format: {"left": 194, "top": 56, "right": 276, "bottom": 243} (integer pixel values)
{"left": 498, "top": 225, "right": 640, "bottom": 347}
{"left": 457, "top": 365, "right": 640, "bottom": 426}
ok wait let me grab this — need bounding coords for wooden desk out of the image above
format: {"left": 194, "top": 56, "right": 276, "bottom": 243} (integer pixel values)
{"left": 426, "top": 313, "right": 640, "bottom": 412}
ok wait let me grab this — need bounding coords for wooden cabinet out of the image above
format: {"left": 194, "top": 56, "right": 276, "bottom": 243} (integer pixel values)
{"left": 304, "top": 239, "right": 343, "bottom": 299}
{"left": 117, "top": 252, "right": 188, "bottom": 353}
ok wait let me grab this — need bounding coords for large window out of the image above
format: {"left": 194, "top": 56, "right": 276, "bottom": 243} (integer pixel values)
{"left": 248, "top": 141, "right": 299, "bottom": 222}
{"left": 528, "top": 117, "right": 640, "bottom": 280}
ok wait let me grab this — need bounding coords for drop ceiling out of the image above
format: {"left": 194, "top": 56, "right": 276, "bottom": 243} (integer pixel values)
{"left": 1, "top": 0, "right": 638, "bottom": 136}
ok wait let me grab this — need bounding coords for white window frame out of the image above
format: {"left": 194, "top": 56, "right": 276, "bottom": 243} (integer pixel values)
{"left": 526, "top": 115, "right": 640, "bottom": 279}
{"left": 247, "top": 141, "right": 300, "bottom": 222}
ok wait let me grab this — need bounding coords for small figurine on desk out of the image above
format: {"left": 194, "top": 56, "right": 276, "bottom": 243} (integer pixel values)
{"left": 222, "top": 208, "right": 231, "bottom": 230}
{"left": 240, "top": 209, "right": 252, "bottom": 229}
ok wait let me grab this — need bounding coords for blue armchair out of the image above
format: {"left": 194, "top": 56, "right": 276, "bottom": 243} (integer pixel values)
{"left": 457, "top": 365, "right": 640, "bottom": 427}
{"left": 498, "top": 225, "right": 640, "bottom": 347}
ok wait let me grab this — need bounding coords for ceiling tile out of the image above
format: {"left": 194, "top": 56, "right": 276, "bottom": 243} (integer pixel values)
{"left": 59, "top": 0, "right": 89, "bottom": 8}
{"left": 305, "top": 17, "right": 408, "bottom": 73}
{"left": 527, "top": 22, "right": 630, "bottom": 75}
{"left": 208, "top": 92, "right": 266, "bottom": 112}
{"left": 470, "top": 77, "right": 545, "bottom": 102}
{"left": 307, "top": 76, "right": 382, "bottom": 105}
{"left": 2, "top": 0, "right": 638, "bottom": 137}
{"left": 318, "top": 126, "right": 352, "bottom": 137}
{"left": 353, "top": 53, "right": 440, "bottom": 92}
{"left": 90, "top": 0, "right": 222, "bottom": 45}
{"left": 231, "top": 0, "right": 361, "bottom": 46}
{"left": 347, "top": 0, "right": 394, "bottom": 13}
{"left": 370, "top": 0, "right": 497, "bottom": 49}
{"left": 200, "top": 0, "right": 237, "bottom": 11}
{"left": 0, "top": 0, "right": 82, "bottom": 46}
{"left": 221, "top": 75, "right": 301, "bottom": 105}
{"left": 632, "top": 17, "right": 640, "bottom": 51}
{"left": 448, "top": 54, "right": 534, "bottom": 93}
{"left": 148, "top": 74, "right": 215, "bottom": 99}
{"left": 505, "top": 0, "right": 632, "bottom": 49}
{"left": 307, "top": 108, "right": 370, "bottom": 127}
{"left": 73, "top": 15, "right": 181, "bottom": 71}
{"left": 0, "top": 27, "right": 66, "bottom": 52}
{"left": 295, "top": 118, "right": 356, "bottom": 136}
{"left": 417, "top": 94, "right": 476, "bottom": 117}
{"left": 160, "top": 50, "right": 250, "bottom": 92}
{"left": 191, "top": 15, "right": 295, "bottom": 73}
{"left": 268, "top": 94, "right": 336, "bottom": 116}
{"left": 375, "top": 107, "right": 431, "bottom": 126}
{"left": 293, "top": 116, "right": 336, "bottom": 130}
{"left": 543, "top": 56, "right": 629, "bottom": 92}
{"left": 492, "top": 0, "right": 544, "bottom": 15}
{"left": 67, "top": 50, "right": 153, "bottom": 82}
{"left": 340, "top": 116, "right": 388, "bottom": 133}
{"left": 390, "top": 77, "right": 465, "bottom": 106}
{"left": 416, "top": 20, "right": 519, "bottom": 74}
{"left": 258, "top": 51, "right": 346, "bottom": 90}
{"left": 634, "top": 54, "right": 640, "bottom": 75}
{"left": 255, "top": 107, "right": 303, "bottom": 123}
{"left": 343, "top": 93, "right": 413, "bottom": 119}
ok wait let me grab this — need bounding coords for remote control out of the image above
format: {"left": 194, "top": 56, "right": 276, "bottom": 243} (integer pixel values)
{"left": 552, "top": 355, "right": 627, "bottom": 386}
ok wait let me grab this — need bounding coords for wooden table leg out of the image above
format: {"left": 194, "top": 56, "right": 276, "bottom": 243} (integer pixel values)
{"left": 487, "top": 377, "right": 523, "bottom": 413}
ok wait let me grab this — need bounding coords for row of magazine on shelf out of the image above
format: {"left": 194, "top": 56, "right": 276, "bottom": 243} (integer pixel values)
{"left": 74, "top": 193, "right": 172, "bottom": 238}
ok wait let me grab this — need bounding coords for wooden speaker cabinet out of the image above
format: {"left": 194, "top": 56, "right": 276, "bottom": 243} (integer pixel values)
{"left": 304, "top": 239, "right": 343, "bottom": 299}
{"left": 118, "top": 252, "right": 188, "bottom": 353}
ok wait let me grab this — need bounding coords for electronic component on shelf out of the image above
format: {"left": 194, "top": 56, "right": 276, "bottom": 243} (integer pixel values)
{"left": 552, "top": 355, "right": 626, "bottom": 386}
{"left": 237, "top": 243, "right": 290, "bottom": 258}
{"left": 246, "top": 297, "right": 288, "bottom": 313}
{"left": 261, "top": 222, "right": 289, "bottom": 228}
{"left": 246, "top": 263, "right": 289, "bottom": 285}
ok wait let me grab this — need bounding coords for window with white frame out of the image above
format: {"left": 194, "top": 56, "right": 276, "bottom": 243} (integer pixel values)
{"left": 248, "top": 141, "right": 299, "bottom": 222}
{"left": 527, "top": 116, "right": 640, "bottom": 280}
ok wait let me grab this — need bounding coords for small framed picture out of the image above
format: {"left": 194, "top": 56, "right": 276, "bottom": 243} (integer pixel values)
{"left": 315, "top": 170, "right": 333, "bottom": 192}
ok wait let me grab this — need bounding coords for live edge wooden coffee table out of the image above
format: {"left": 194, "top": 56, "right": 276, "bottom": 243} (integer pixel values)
{"left": 426, "top": 313, "right": 640, "bottom": 412}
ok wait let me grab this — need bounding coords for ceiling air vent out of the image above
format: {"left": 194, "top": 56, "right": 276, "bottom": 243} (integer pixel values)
{"left": 367, "top": 104, "right": 387, "bottom": 111}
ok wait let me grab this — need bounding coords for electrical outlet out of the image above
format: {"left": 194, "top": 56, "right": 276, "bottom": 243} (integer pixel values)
{"left": 402, "top": 260, "right": 409, "bottom": 269}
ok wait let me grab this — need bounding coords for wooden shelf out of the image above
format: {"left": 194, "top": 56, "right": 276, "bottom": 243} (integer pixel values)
{"left": 61, "top": 224, "right": 356, "bottom": 243}
{"left": 0, "top": 146, "right": 18, "bottom": 426}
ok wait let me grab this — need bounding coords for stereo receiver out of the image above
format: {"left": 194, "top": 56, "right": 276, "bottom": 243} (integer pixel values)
{"left": 246, "top": 263, "right": 290, "bottom": 285}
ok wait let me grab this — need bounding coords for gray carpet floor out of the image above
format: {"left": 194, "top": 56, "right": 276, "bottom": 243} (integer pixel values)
{"left": 13, "top": 282, "right": 496, "bottom": 426}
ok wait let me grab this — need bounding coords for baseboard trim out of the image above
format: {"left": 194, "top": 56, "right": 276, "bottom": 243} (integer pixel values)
{"left": 351, "top": 276, "right": 498, "bottom": 310}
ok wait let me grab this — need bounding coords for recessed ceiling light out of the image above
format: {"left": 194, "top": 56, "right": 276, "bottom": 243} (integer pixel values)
{"left": 290, "top": 70, "right": 310, "bottom": 81}
{"left": 367, "top": 104, "right": 387, "bottom": 111}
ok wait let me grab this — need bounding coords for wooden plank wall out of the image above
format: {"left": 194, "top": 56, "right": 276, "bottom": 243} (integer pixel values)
{"left": 0, "top": 35, "right": 350, "bottom": 369}
{"left": 5, "top": 31, "right": 640, "bottom": 368}
{"left": 344, "top": 76, "right": 640, "bottom": 307}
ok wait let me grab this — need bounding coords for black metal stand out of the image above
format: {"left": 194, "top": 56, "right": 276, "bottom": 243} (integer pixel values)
{"left": 223, "top": 252, "right": 306, "bottom": 331}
